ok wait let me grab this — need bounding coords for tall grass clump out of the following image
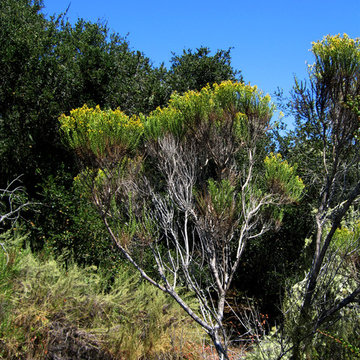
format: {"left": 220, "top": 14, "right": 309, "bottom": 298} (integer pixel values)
{"left": 0, "top": 232, "right": 204, "bottom": 359}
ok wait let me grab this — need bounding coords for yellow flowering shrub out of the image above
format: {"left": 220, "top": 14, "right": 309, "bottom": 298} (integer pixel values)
{"left": 212, "top": 80, "right": 272, "bottom": 118}
{"left": 310, "top": 34, "right": 360, "bottom": 142}
{"left": 264, "top": 152, "right": 305, "bottom": 203}
{"left": 332, "top": 220, "right": 360, "bottom": 252}
{"left": 311, "top": 34, "right": 360, "bottom": 76}
{"left": 145, "top": 80, "right": 275, "bottom": 140}
{"left": 59, "top": 105, "right": 144, "bottom": 160}
{"left": 143, "top": 105, "right": 183, "bottom": 139}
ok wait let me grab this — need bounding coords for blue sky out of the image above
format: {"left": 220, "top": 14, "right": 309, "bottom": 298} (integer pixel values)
{"left": 42, "top": 0, "right": 360, "bottom": 126}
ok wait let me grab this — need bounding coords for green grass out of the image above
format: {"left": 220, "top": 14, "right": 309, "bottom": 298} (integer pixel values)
{"left": 0, "top": 231, "right": 204, "bottom": 359}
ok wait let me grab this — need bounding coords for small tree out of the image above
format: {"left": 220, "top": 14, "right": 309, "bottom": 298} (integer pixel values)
{"left": 286, "top": 34, "right": 360, "bottom": 359}
{"left": 59, "top": 82, "right": 304, "bottom": 359}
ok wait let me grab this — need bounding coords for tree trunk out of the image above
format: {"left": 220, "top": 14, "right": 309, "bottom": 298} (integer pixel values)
{"left": 211, "top": 329, "right": 229, "bottom": 360}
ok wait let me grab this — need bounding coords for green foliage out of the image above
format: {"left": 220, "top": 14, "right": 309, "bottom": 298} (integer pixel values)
{"left": 207, "top": 179, "right": 237, "bottom": 216}
{"left": 234, "top": 198, "right": 312, "bottom": 317}
{"left": 0, "top": 0, "right": 246, "bottom": 273}
{"left": 168, "top": 47, "right": 242, "bottom": 94}
{"left": 315, "top": 329, "right": 360, "bottom": 359}
{"left": 248, "top": 248, "right": 360, "bottom": 360}
{"left": 311, "top": 34, "right": 360, "bottom": 88}
{"left": 331, "top": 216, "right": 360, "bottom": 253}
{"left": 0, "top": 231, "right": 33, "bottom": 357}
{"left": 289, "top": 34, "right": 360, "bottom": 199}
{"left": 264, "top": 152, "right": 304, "bottom": 203}
{"left": 61, "top": 82, "right": 303, "bottom": 239}
{"left": 60, "top": 79, "right": 306, "bottom": 359}
{"left": 6, "top": 3, "right": 359, "bottom": 356}
{"left": 0, "top": 0, "right": 67, "bottom": 188}
{"left": 0, "top": 0, "right": 243, "bottom": 197}
{"left": 32, "top": 169, "right": 121, "bottom": 268}
{"left": 281, "top": 219, "right": 360, "bottom": 359}
{"left": 0, "top": 0, "right": 165, "bottom": 192}
{"left": 309, "top": 33, "right": 360, "bottom": 150}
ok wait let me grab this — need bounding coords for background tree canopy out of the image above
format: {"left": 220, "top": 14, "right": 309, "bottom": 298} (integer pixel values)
{"left": 0, "top": 0, "right": 241, "bottom": 260}
{"left": 0, "top": 0, "right": 240, "bottom": 195}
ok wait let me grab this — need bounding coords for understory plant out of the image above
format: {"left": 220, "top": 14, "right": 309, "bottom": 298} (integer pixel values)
{"left": 0, "top": 231, "right": 204, "bottom": 360}
{"left": 246, "top": 219, "right": 360, "bottom": 360}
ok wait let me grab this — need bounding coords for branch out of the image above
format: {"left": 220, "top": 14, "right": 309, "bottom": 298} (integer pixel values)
{"left": 303, "top": 180, "right": 360, "bottom": 310}
{"left": 102, "top": 215, "right": 214, "bottom": 334}
{"left": 0, "top": 175, "right": 31, "bottom": 227}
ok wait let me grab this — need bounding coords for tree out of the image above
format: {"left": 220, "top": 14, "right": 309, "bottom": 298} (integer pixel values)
{"left": 0, "top": 0, "right": 165, "bottom": 192}
{"left": 59, "top": 82, "right": 304, "bottom": 359}
{"left": 0, "top": 0, "right": 175, "bottom": 255}
{"left": 168, "top": 47, "right": 242, "bottom": 94}
{"left": 284, "top": 34, "right": 360, "bottom": 359}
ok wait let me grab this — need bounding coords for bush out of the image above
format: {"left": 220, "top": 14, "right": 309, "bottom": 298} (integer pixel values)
{"left": 31, "top": 168, "right": 122, "bottom": 270}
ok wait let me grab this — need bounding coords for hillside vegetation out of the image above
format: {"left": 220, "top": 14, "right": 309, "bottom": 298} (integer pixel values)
{"left": 0, "top": 1, "right": 359, "bottom": 359}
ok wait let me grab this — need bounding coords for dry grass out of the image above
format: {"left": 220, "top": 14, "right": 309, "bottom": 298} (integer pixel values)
{"left": 0, "top": 233, "right": 205, "bottom": 359}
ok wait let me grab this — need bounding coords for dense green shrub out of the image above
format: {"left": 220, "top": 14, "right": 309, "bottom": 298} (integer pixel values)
{"left": 32, "top": 169, "right": 121, "bottom": 268}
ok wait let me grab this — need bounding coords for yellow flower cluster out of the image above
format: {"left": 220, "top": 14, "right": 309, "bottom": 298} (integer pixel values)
{"left": 265, "top": 152, "right": 301, "bottom": 177}
{"left": 311, "top": 34, "right": 360, "bottom": 78}
{"left": 312, "top": 33, "right": 360, "bottom": 51}
{"left": 59, "top": 104, "right": 144, "bottom": 157}
{"left": 144, "top": 80, "right": 275, "bottom": 140}
{"left": 60, "top": 104, "right": 143, "bottom": 132}
{"left": 333, "top": 219, "right": 360, "bottom": 251}
{"left": 60, "top": 81, "right": 276, "bottom": 156}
